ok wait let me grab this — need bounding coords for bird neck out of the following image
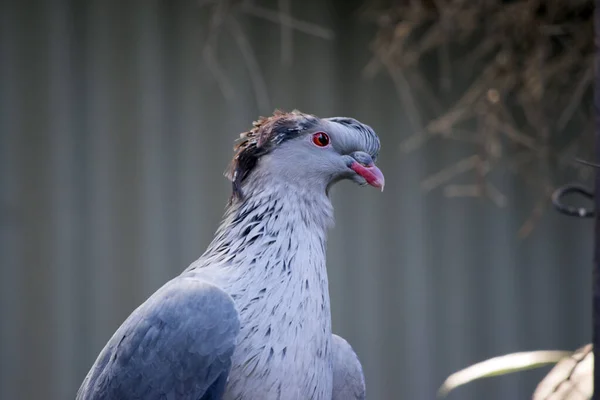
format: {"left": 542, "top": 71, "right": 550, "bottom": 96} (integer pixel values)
{"left": 193, "top": 179, "right": 334, "bottom": 283}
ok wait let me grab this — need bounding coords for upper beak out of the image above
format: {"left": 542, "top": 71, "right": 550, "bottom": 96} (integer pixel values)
{"left": 348, "top": 152, "right": 385, "bottom": 191}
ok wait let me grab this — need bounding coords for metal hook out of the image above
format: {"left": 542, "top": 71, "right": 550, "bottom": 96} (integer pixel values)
{"left": 551, "top": 183, "right": 595, "bottom": 218}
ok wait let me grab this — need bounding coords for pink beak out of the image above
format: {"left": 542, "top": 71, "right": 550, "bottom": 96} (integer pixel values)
{"left": 350, "top": 162, "right": 385, "bottom": 191}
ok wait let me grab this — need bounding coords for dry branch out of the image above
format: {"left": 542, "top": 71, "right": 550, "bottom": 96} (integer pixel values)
{"left": 198, "top": 0, "right": 334, "bottom": 114}
{"left": 367, "top": 0, "right": 594, "bottom": 236}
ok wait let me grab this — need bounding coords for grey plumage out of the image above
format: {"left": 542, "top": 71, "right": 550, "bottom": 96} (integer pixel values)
{"left": 332, "top": 335, "right": 366, "bottom": 400}
{"left": 325, "top": 117, "right": 380, "bottom": 160}
{"left": 77, "top": 278, "right": 239, "bottom": 400}
{"left": 77, "top": 110, "right": 382, "bottom": 400}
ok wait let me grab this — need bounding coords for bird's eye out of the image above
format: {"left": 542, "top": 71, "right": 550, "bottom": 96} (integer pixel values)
{"left": 312, "top": 132, "right": 330, "bottom": 147}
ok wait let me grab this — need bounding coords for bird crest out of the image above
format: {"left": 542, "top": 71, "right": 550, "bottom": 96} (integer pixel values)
{"left": 226, "top": 109, "right": 318, "bottom": 201}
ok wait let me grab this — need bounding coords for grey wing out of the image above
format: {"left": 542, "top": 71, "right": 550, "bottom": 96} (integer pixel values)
{"left": 77, "top": 277, "right": 240, "bottom": 400}
{"left": 331, "top": 334, "right": 366, "bottom": 400}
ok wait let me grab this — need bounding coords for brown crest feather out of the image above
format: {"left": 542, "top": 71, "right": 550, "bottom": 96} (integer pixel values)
{"left": 225, "top": 109, "right": 318, "bottom": 201}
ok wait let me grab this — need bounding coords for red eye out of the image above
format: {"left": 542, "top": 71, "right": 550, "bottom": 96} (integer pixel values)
{"left": 312, "top": 132, "right": 330, "bottom": 147}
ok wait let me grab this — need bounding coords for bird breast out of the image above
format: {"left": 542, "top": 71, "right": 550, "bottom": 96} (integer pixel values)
{"left": 222, "top": 222, "right": 333, "bottom": 399}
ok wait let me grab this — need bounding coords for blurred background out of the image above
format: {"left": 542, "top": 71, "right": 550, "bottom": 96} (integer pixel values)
{"left": 0, "top": 0, "right": 594, "bottom": 399}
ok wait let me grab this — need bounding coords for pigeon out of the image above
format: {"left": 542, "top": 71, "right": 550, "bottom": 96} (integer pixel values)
{"left": 77, "top": 110, "right": 384, "bottom": 400}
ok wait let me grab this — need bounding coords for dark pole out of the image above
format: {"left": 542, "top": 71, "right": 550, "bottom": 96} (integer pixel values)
{"left": 594, "top": 0, "right": 600, "bottom": 397}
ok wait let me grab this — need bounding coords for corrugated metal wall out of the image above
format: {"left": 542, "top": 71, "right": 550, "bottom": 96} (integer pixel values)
{"left": 0, "top": 0, "right": 593, "bottom": 399}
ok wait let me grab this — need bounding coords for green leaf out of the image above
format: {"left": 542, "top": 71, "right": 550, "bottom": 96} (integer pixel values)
{"left": 438, "top": 350, "right": 573, "bottom": 398}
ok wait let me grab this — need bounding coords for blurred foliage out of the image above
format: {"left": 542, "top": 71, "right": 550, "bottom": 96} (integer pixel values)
{"left": 362, "top": 2, "right": 595, "bottom": 397}
{"left": 534, "top": 344, "right": 593, "bottom": 400}
{"left": 438, "top": 350, "right": 572, "bottom": 398}
{"left": 438, "top": 345, "right": 593, "bottom": 399}
{"left": 364, "top": 0, "right": 594, "bottom": 236}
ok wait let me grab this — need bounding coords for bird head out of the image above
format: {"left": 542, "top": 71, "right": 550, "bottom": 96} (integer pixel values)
{"left": 226, "top": 110, "right": 384, "bottom": 200}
